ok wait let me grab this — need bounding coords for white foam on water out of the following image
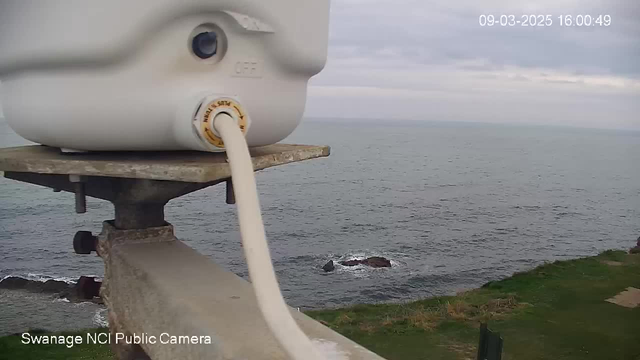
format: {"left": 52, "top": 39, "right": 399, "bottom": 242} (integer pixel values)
{"left": 0, "top": 273, "right": 102, "bottom": 285}
{"left": 26, "top": 273, "right": 78, "bottom": 284}
{"left": 93, "top": 308, "right": 108, "bottom": 327}
{"left": 327, "top": 249, "right": 409, "bottom": 278}
{"left": 312, "top": 339, "right": 350, "bottom": 360}
{"left": 339, "top": 265, "right": 371, "bottom": 279}
{"left": 73, "top": 301, "right": 95, "bottom": 307}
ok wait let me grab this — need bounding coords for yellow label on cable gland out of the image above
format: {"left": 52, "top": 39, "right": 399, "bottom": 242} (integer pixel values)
{"left": 200, "top": 98, "right": 247, "bottom": 148}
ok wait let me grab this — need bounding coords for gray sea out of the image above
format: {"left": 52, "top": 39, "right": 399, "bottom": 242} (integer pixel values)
{"left": 1, "top": 118, "right": 639, "bottom": 336}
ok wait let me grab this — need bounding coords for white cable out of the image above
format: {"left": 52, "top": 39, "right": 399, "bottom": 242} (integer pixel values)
{"left": 213, "top": 113, "right": 324, "bottom": 360}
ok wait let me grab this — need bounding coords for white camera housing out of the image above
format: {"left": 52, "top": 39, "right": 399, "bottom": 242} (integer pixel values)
{"left": 0, "top": 0, "right": 330, "bottom": 152}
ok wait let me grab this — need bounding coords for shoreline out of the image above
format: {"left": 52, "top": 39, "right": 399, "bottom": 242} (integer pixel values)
{"left": 2, "top": 250, "right": 639, "bottom": 359}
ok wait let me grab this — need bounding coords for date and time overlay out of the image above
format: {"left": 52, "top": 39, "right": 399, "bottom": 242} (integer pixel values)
{"left": 478, "top": 14, "right": 612, "bottom": 27}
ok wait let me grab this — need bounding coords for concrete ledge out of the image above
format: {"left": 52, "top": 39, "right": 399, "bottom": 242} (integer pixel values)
{"left": 0, "top": 144, "right": 330, "bottom": 183}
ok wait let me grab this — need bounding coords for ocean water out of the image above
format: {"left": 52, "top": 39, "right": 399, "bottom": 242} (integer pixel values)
{"left": 1, "top": 118, "right": 639, "bottom": 335}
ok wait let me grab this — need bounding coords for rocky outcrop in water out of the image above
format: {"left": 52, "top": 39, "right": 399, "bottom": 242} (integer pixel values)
{"left": 76, "top": 276, "right": 101, "bottom": 300}
{"left": 340, "top": 256, "right": 391, "bottom": 268}
{"left": 0, "top": 276, "right": 28, "bottom": 290}
{"left": 0, "top": 275, "right": 102, "bottom": 303}
{"left": 0, "top": 276, "right": 71, "bottom": 293}
{"left": 322, "top": 260, "right": 335, "bottom": 272}
{"left": 339, "top": 259, "right": 361, "bottom": 267}
{"left": 324, "top": 256, "right": 392, "bottom": 270}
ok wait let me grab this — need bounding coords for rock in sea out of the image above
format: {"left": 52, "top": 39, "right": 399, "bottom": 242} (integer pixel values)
{"left": 0, "top": 276, "right": 71, "bottom": 293}
{"left": 322, "top": 260, "right": 335, "bottom": 272}
{"left": 339, "top": 256, "right": 391, "bottom": 268}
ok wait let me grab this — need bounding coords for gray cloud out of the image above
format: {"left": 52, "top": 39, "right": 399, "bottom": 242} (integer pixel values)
{"left": 328, "top": 0, "right": 639, "bottom": 76}
{"left": 305, "top": 0, "right": 640, "bottom": 129}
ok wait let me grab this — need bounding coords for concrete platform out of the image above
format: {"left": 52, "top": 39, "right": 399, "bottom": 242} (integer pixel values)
{"left": 0, "top": 144, "right": 331, "bottom": 228}
{"left": 0, "top": 144, "right": 330, "bottom": 183}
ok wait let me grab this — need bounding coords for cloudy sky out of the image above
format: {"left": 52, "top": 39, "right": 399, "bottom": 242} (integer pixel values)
{"left": 305, "top": 0, "right": 640, "bottom": 130}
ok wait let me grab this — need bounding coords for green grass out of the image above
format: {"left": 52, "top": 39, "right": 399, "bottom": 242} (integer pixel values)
{"left": 1, "top": 251, "right": 639, "bottom": 360}
{"left": 0, "top": 328, "right": 112, "bottom": 360}
{"left": 308, "top": 250, "right": 640, "bottom": 360}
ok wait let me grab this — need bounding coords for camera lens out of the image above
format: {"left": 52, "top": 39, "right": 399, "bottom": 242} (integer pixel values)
{"left": 192, "top": 31, "right": 217, "bottom": 59}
